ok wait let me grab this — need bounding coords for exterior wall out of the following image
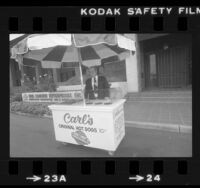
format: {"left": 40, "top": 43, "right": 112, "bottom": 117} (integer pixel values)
{"left": 141, "top": 34, "right": 191, "bottom": 53}
{"left": 137, "top": 34, "right": 169, "bottom": 41}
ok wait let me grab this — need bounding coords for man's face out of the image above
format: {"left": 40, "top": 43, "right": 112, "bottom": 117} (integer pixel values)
{"left": 88, "top": 67, "right": 97, "bottom": 77}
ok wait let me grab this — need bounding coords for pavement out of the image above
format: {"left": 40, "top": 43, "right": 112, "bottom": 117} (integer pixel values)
{"left": 10, "top": 113, "right": 192, "bottom": 157}
{"left": 124, "top": 90, "right": 192, "bottom": 133}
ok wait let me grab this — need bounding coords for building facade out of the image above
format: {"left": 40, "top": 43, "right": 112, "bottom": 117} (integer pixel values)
{"left": 10, "top": 34, "right": 192, "bottom": 93}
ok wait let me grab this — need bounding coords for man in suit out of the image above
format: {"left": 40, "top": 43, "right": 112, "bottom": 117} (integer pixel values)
{"left": 84, "top": 66, "right": 110, "bottom": 100}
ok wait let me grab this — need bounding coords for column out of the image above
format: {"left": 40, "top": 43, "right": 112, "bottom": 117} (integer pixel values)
{"left": 10, "top": 63, "right": 13, "bottom": 88}
{"left": 139, "top": 42, "right": 145, "bottom": 90}
{"left": 75, "top": 67, "right": 81, "bottom": 83}
{"left": 56, "top": 69, "right": 61, "bottom": 82}
{"left": 35, "top": 65, "right": 41, "bottom": 84}
{"left": 52, "top": 68, "right": 58, "bottom": 83}
{"left": 20, "top": 64, "right": 25, "bottom": 86}
{"left": 136, "top": 36, "right": 142, "bottom": 92}
{"left": 16, "top": 55, "right": 25, "bottom": 86}
{"left": 125, "top": 34, "right": 141, "bottom": 92}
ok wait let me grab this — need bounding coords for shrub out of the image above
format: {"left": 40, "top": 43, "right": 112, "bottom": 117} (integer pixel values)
{"left": 10, "top": 101, "right": 53, "bottom": 116}
{"left": 20, "top": 103, "right": 30, "bottom": 113}
{"left": 32, "top": 109, "right": 40, "bottom": 115}
{"left": 10, "top": 86, "right": 30, "bottom": 103}
{"left": 26, "top": 105, "right": 34, "bottom": 113}
{"left": 10, "top": 93, "right": 22, "bottom": 102}
{"left": 11, "top": 85, "right": 31, "bottom": 94}
{"left": 10, "top": 101, "right": 20, "bottom": 111}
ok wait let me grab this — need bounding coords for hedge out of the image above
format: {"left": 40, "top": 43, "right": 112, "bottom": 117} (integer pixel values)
{"left": 10, "top": 101, "right": 53, "bottom": 116}
{"left": 10, "top": 93, "right": 22, "bottom": 103}
{"left": 10, "top": 100, "right": 82, "bottom": 117}
{"left": 10, "top": 86, "right": 30, "bottom": 102}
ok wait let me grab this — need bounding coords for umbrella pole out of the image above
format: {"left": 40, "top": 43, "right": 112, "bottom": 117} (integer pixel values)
{"left": 77, "top": 48, "right": 86, "bottom": 106}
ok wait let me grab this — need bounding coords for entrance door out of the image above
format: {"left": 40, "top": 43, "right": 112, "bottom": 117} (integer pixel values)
{"left": 157, "top": 46, "right": 190, "bottom": 88}
{"left": 144, "top": 45, "right": 191, "bottom": 89}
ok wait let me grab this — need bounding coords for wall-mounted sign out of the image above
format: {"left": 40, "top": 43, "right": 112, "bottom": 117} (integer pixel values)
{"left": 22, "top": 91, "right": 83, "bottom": 103}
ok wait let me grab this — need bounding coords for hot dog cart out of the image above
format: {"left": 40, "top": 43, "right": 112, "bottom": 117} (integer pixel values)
{"left": 48, "top": 99, "right": 126, "bottom": 156}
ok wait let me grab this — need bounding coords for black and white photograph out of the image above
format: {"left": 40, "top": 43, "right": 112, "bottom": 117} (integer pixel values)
{"left": 9, "top": 33, "right": 192, "bottom": 157}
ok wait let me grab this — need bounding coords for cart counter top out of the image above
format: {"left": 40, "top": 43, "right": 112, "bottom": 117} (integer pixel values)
{"left": 48, "top": 99, "right": 126, "bottom": 112}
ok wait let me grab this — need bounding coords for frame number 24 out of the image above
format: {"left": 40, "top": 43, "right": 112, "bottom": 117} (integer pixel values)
{"left": 146, "top": 174, "right": 161, "bottom": 182}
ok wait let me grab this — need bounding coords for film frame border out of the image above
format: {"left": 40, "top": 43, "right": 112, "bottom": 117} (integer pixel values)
{"left": 1, "top": 5, "right": 200, "bottom": 185}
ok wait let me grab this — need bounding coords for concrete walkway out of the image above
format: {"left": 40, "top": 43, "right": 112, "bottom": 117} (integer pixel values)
{"left": 124, "top": 90, "right": 192, "bottom": 133}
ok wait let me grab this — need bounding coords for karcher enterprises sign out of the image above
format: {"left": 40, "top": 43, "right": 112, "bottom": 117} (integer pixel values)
{"left": 22, "top": 91, "right": 82, "bottom": 102}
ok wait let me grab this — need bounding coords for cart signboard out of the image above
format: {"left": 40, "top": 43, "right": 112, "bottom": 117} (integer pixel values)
{"left": 48, "top": 99, "right": 126, "bottom": 152}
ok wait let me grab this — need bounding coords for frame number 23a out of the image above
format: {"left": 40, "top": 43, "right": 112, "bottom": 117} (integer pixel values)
{"left": 44, "top": 175, "right": 66, "bottom": 183}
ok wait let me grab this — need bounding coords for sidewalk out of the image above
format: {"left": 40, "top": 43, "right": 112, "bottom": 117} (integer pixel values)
{"left": 124, "top": 90, "right": 192, "bottom": 133}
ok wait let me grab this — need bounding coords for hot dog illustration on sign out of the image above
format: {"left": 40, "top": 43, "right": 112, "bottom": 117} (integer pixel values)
{"left": 71, "top": 130, "right": 90, "bottom": 145}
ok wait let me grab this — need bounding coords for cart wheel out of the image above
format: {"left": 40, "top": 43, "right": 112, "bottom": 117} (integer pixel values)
{"left": 108, "top": 151, "right": 114, "bottom": 156}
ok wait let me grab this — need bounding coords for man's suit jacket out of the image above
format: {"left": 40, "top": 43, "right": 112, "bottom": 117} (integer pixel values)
{"left": 84, "top": 76, "right": 110, "bottom": 99}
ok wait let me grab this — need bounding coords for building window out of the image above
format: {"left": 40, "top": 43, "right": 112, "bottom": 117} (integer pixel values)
{"left": 60, "top": 68, "right": 76, "bottom": 82}
{"left": 60, "top": 65, "right": 87, "bottom": 82}
{"left": 103, "top": 60, "right": 127, "bottom": 82}
{"left": 23, "top": 65, "right": 36, "bottom": 83}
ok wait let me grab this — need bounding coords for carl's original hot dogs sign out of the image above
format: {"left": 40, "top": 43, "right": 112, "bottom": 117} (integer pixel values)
{"left": 50, "top": 101, "right": 125, "bottom": 151}
{"left": 56, "top": 112, "right": 107, "bottom": 146}
{"left": 50, "top": 100, "right": 126, "bottom": 151}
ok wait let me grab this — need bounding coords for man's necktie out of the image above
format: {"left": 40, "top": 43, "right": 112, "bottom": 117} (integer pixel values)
{"left": 93, "top": 77, "right": 98, "bottom": 98}
{"left": 94, "top": 77, "right": 97, "bottom": 91}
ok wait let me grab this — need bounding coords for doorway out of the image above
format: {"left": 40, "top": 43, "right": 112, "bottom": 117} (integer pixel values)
{"left": 144, "top": 45, "right": 191, "bottom": 89}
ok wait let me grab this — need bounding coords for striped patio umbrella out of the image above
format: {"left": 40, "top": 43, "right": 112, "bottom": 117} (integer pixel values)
{"left": 10, "top": 34, "right": 136, "bottom": 105}
{"left": 22, "top": 43, "right": 133, "bottom": 68}
{"left": 11, "top": 34, "right": 136, "bottom": 68}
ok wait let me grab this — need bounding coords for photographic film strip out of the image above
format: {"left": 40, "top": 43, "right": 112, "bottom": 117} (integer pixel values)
{"left": 1, "top": 4, "right": 200, "bottom": 185}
